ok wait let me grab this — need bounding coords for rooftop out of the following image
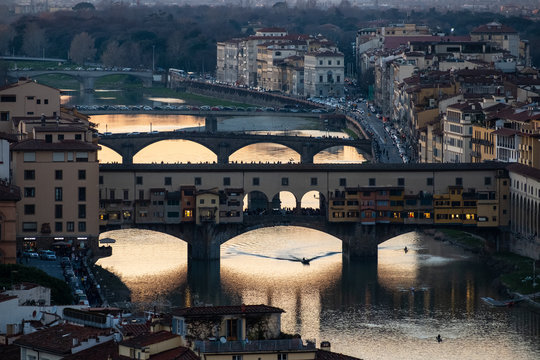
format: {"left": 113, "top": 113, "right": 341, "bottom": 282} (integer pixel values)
{"left": 120, "top": 330, "right": 180, "bottom": 348}
{"left": 11, "top": 139, "right": 99, "bottom": 151}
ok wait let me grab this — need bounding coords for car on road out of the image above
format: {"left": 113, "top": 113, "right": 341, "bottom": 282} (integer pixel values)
{"left": 39, "top": 250, "right": 57, "bottom": 260}
{"left": 23, "top": 251, "right": 39, "bottom": 258}
{"left": 127, "top": 132, "right": 140, "bottom": 136}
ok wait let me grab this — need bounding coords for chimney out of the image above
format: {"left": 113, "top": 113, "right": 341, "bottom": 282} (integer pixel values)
{"left": 320, "top": 341, "right": 331, "bottom": 351}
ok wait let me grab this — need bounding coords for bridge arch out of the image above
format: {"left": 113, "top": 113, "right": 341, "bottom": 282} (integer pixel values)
{"left": 300, "top": 191, "right": 326, "bottom": 214}
{"left": 132, "top": 139, "right": 217, "bottom": 164}
{"left": 243, "top": 191, "right": 270, "bottom": 214}
{"left": 98, "top": 145, "right": 123, "bottom": 163}
{"left": 229, "top": 142, "right": 300, "bottom": 164}
{"left": 270, "top": 191, "right": 297, "bottom": 213}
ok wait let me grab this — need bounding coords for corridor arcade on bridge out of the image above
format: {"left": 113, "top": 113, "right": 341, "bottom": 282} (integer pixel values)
{"left": 98, "top": 162, "right": 510, "bottom": 260}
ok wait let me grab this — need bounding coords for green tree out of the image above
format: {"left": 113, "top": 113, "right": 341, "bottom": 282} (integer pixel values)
{"left": 21, "top": 23, "right": 46, "bottom": 58}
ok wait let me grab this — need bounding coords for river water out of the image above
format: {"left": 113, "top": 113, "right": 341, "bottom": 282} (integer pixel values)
{"left": 94, "top": 113, "right": 539, "bottom": 360}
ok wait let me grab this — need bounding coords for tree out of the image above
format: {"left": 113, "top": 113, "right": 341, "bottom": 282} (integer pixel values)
{"left": 69, "top": 32, "right": 96, "bottom": 64}
{"left": 100, "top": 41, "right": 121, "bottom": 67}
{"left": 72, "top": 2, "right": 95, "bottom": 11}
{"left": 21, "top": 23, "right": 46, "bottom": 58}
{"left": 0, "top": 25, "right": 15, "bottom": 56}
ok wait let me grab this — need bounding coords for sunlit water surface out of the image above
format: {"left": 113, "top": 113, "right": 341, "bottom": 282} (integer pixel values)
{"left": 97, "top": 228, "right": 540, "bottom": 360}
{"left": 92, "top": 114, "right": 365, "bottom": 164}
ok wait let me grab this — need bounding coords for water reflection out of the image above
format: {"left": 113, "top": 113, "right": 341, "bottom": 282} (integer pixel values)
{"left": 96, "top": 227, "right": 540, "bottom": 359}
{"left": 94, "top": 114, "right": 365, "bottom": 164}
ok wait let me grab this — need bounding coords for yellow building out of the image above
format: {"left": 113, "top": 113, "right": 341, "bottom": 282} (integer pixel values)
{"left": 196, "top": 189, "right": 220, "bottom": 225}
{"left": 11, "top": 123, "right": 100, "bottom": 253}
{"left": 471, "top": 125, "right": 496, "bottom": 163}
{"left": 0, "top": 79, "right": 61, "bottom": 134}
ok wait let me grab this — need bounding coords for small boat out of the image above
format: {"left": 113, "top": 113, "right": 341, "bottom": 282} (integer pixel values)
{"left": 301, "top": 257, "right": 310, "bottom": 265}
{"left": 481, "top": 296, "right": 524, "bottom": 307}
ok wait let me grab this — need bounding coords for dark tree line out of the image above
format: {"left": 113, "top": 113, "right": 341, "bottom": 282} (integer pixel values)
{"left": 0, "top": 3, "right": 538, "bottom": 73}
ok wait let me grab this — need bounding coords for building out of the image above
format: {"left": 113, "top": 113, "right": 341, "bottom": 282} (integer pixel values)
{"left": 0, "top": 79, "right": 61, "bottom": 135}
{"left": 507, "top": 163, "right": 540, "bottom": 259}
{"left": 303, "top": 50, "right": 345, "bottom": 98}
{"left": 13, "top": 323, "right": 114, "bottom": 359}
{"left": 470, "top": 22, "right": 520, "bottom": 59}
{"left": 0, "top": 132, "right": 20, "bottom": 264}
{"left": 11, "top": 122, "right": 100, "bottom": 253}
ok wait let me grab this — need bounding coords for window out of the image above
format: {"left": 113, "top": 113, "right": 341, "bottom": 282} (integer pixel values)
{"left": 78, "top": 204, "right": 86, "bottom": 218}
{"left": 75, "top": 134, "right": 82, "bottom": 140}
{"left": 55, "top": 222, "right": 62, "bottom": 232}
{"left": 281, "top": 177, "right": 289, "bottom": 186}
{"left": 75, "top": 152, "right": 88, "bottom": 162}
{"left": 24, "top": 170, "right": 35, "bottom": 180}
{"left": 124, "top": 190, "right": 129, "bottom": 200}
{"left": 55, "top": 170, "right": 63, "bottom": 180}
{"left": 311, "top": 177, "right": 318, "bottom": 186}
{"left": 427, "top": 177, "right": 434, "bottom": 186}
{"left": 24, "top": 152, "right": 36, "bottom": 162}
{"left": 369, "top": 178, "right": 376, "bottom": 186}
{"left": 0, "top": 112, "right": 9, "bottom": 121}
{"left": 194, "top": 177, "right": 201, "bottom": 185}
{"left": 66, "top": 221, "right": 74, "bottom": 232}
{"left": 223, "top": 177, "right": 231, "bottom": 186}
{"left": 175, "top": 318, "right": 185, "bottom": 335}
{"left": 44, "top": 99, "right": 48, "bottom": 104}
{"left": 55, "top": 204, "right": 62, "bottom": 218}
{"left": 398, "top": 178, "right": 405, "bottom": 186}
{"left": 484, "top": 177, "right": 491, "bottom": 185}
{"left": 99, "top": 175, "right": 103, "bottom": 184}
{"left": 319, "top": 75, "right": 323, "bottom": 83}
{"left": 319, "top": 60, "right": 323, "bottom": 65}
{"left": 58, "top": 134, "right": 64, "bottom": 141}
{"left": 200, "top": 199, "right": 205, "bottom": 204}
{"left": 78, "top": 170, "right": 86, "bottom": 180}
{"left": 339, "top": 178, "right": 346, "bottom": 186}
{"left": 0, "top": 95, "right": 16, "bottom": 102}
{"left": 78, "top": 222, "right": 86, "bottom": 232}
{"left": 253, "top": 177, "right": 260, "bottom": 186}
{"left": 278, "top": 355, "right": 287, "bottom": 360}
{"left": 337, "top": 75, "right": 340, "bottom": 83}
{"left": 226, "top": 319, "right": 239, "bottom": 340}
{"left": 67, "top": 152, "right": 73, "bottom": 161}
{"left": 165, "top": 177, "right": 172, "bottom": 185}
{"left": 24, "top": 187, "right": 35, "bottom": 197}
{"left": 79, "top": 187, "right": 86, "bottom": 201}
{"left": 45, "top": 134, "right": 52, "bottom": 143}
{"left": 328, "top": 60, "right": 332, "bottom": 65}
{"left": 55, "top": 187, "right": 62, "bottom": 201}
{"left": 211, "top": 199, "right": 216, "bottom": 204}
{"left": 133, "top": 176, "right": 142, "bottom": 185}
{"left": 337, "top": 60, "right": 341, "bottom": 65}
{"left": 24, "top": 204, "right": 35, "bottom": 215}
{"left": 456, "top": 177, "right": 462, "bottom": 186}
{"left": 232, "top": 356, "right": 242, "bottom": 360}
{"left": 22, "top": 222, "right": 37, "bottom": 231}
{"left": 53, "top": 152, "right": 64, "bottom": 161}
{"left": 139, "top": 190, "right": 144, "bottom": 200}
{"left": 109, "top": 189, "right": 115, "bottom": 200}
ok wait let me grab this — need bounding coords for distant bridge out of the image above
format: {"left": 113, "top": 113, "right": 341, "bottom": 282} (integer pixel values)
{"left": 7, "top": 69, "right": 153, "bottom": 91}
{"left": 98, "top": 131, "right": 373, "bottom": 164}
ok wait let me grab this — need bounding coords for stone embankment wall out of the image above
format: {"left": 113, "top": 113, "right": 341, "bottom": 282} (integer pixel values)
{"left": 171, "top": 79, "right": 321, "bottom": 109}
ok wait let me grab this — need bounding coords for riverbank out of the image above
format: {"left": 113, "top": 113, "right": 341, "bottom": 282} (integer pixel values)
{"left": 88, "top": 262, "right": 132, "bottom": 307}
{"left": 425, "top": 228, "right": 539, "bottom": 306}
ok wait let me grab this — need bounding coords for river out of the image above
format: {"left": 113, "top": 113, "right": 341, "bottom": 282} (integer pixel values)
{"left": 93, "top": 113, "right": 539, "bottom": 360}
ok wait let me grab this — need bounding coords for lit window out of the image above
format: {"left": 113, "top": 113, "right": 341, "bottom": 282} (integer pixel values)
{"left": 408, "top": 212, "right": 414, "bottom": 218}
{"left": 184, "top": 210, "right": 193, "bottom": 218}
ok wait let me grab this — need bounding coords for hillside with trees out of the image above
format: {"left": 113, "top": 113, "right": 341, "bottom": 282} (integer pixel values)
{"left": 0, "top": 3, "right": 538, "bottom": 73}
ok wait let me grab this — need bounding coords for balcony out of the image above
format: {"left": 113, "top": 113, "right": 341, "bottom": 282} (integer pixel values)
{"left": 194, "top": 338, "right": 316, "bottom": 353}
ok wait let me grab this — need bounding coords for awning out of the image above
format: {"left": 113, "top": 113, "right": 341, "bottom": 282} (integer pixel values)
{"left": 99, "top": 237, "right": 116, "bottom": 244}
{"left": 52, "top": 241, "right": 71, "bottom": 246}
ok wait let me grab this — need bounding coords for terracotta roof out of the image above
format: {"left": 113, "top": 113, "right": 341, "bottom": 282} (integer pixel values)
{"left": 0, "top": 182, "right": 21, "bottom": 201}
{"left": 507, "top": 163, "right": 540, "bottom": 181}
{"left": 14, "top": 324, "right": 112, "bottom": 355}
{"left": 120, "top": 331, "right": 180, "bottom": 348}
{"left": 316, "top": 349, "right": 363, "bottom": 360}
{"left": 118, "top": 346, "right": 199, "bottom": 360}
{"left": 0, "top": 132, "right": 18, "bottom": 142}
{"left": 0, "top": 79, "right": 60, "bottom": 93}
{"left": 0, "top": 294, "right": 18, "bottom": 303}
{"left": 172, "top": 304, "right": 285, "bottom": 317}
{"left": 62, "top": 340, "right": 119, "bottom": 360}
{"left": 492, "top": 127, "right": 520, "bottom": 136}
{"left": 11, "top": 139, "right": 99, "bottom": 151}
{"left": 119, "top": 322, "right": 151, "bottom": 337}
{"left": 0, "top": 344, "right": 20, "bottom": 360}
{"left": 471, "top": 22, "right": 517, "bottom": 34}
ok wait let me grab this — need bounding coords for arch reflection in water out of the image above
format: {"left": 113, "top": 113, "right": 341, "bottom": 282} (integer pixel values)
{"left": 220, "top": 226, "right": 342, "bottom": 340}
{"left": 96, "top": 229, "right": 188, "bottom": 305}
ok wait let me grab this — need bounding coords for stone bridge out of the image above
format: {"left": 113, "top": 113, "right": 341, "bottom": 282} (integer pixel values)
{"left": 98, "top": 131, "right": 373, "bottom": 164}
{"left": 8, "top": 70, "right": 153, "bottom": 92}
{"left": 100, "top": 215, "right": 504, "bottom": 261}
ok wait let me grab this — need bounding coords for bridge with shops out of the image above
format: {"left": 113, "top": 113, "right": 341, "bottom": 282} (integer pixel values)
{"left": 98, "top": 131, "right": 373, "bottom": 164}
{"left": 98, "top": 162, "right": 509, "bottom": 261}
